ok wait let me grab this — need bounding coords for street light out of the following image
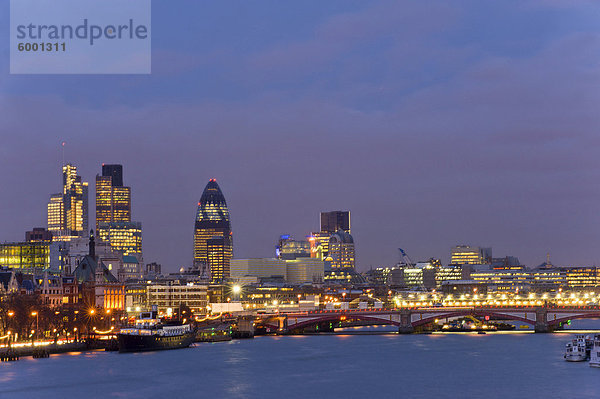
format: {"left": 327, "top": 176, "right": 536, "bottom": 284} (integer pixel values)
{"left": 31, "top": 311, "right": 38, "bottom": 342}
{"left": 232, "top": 285, "right": 241, "bottom": 302}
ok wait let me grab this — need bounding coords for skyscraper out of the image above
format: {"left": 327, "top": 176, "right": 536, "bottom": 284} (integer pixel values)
{"left": 193, "top": 179, "right": 232, "bottom": 282}
{"left": 63, "top": 164, "right": 88, "bottom": 235}
{"left": 95, "top": 164, "right": 131, "bottom": 231}
{"left": 320, "top": 211, "right": 351, "bottom": 234}
{"left": 47, "top": 163, "right": 88, "bottom": 240}
{"left": 47, "top": 193, "right": 65, "bottom": 233}
{"left": 327, "top": 229, "right": 355, "bottom": 269}
{"left": 311, "top": 210, "right": 351, "bottom": 260}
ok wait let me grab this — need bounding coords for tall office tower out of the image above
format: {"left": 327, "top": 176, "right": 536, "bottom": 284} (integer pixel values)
{"left": 328, "top": 229, "right": 355, "bottom": 269}
{"left": 47, "top": 193, "right": 65, "bottom": 233}
{"left": 320, "top": 211, "right": 351, "bottom": 234}
{"left": 95, "top": 164, "right": 131, "bottom": 231}
{"left": 311, "top": 210, "right": 351, "bottom": 260}
{"left": 193, "top": 179, "right": 232, "bottom": 282}
{"left": 62, "top": 163, "right": 88, "bottom": 237}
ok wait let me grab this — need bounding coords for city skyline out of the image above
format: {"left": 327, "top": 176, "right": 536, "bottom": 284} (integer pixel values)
{"left": 0, "top": 156, "right": 596, "bottom": 273}
{"left": 1, "top": 2, "right": 599, "bottom": 271}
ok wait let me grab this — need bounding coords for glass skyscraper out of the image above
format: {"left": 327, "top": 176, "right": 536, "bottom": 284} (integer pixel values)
{"left": 95, "top": 164, "right": 131, "bottom": 231}
{"left": 47, "top": 163, "right": 88, "bottom": 240}
{"left": 193, "top": 179, "right": 232, "bottom": 282}
{"left": 311, "top": 210, "right": 351, "bottom": 260}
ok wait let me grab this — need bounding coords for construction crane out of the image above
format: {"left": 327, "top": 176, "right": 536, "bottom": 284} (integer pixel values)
{"left": 398, "top": 248, "right": 415, "bottom": 267}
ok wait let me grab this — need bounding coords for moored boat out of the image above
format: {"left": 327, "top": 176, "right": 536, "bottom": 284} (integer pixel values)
{"left": 564, "top": 335, "right": 591, "bottom": 362}
{"left": 117, "top": 310, "right": 195, "bottom": 353}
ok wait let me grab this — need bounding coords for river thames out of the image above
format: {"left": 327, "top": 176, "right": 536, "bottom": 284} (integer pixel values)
{"left": 2, "top": 322, "right": 600, "bottom": 398}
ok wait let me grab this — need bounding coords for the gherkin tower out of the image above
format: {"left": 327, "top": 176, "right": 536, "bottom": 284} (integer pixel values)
{"left": 193, "top": 179, "right": 232, "bottom": 282}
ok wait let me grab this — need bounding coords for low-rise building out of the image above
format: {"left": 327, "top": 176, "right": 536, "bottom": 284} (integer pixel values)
{"left": 230, "top": 258, "right": 287, "bottom": 281}
{"left": 146, "top": 282, "right": 208, "bottom": 315}
{"left": 285, "top": 258, "right": 324, "bottom": 284}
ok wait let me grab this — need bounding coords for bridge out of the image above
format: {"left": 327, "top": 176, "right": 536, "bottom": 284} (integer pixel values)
{"left": 255, "top": 305, "right": 600, "bottom": 334}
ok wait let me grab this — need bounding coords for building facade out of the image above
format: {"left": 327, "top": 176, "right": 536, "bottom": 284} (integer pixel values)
{"left": 97, "top": 221, "right": 142, "bottom": 260}
{"left": 450, "top": 245, "right": 492, "bottom": 265}
{"left": 62, "top": 163, "right": 89, "bottom": 236}
{"left": 310, "top": 211, "right": 351, "bottom": 259}
{"left": 327, "top": 229, "right": 355, "bottom": 269}
{"left": 46, "top": 163, "right": 88, "bottom": 241}
{"left": 193, "top": 179, "right": 233, "bottom": 282}
{"left": 0, "top": 241, "right": 66, "bottom": 272}
{"left": 230, "top": 258, "right": 287, "bottom": 280}
{"left": 47, "top": 193, "right": 65, "bottom": 233}
{"left": 285, "top": 258, "right": 325, "bottom": 284}
{"left": 146, "top": 283, "right": 209, "bottom": 315}
{"left": 276, "top": 235, "right": 311, "bottom": 260}
{"left": 26, "top": 227, "right": 53, "bottom": 242}
{"left": 95, "top": 164, "right": 132, "bottom": 231}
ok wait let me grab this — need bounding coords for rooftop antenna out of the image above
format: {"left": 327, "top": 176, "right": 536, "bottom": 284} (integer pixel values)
{"left": 61, "top": 141, "right": 66, "bottom": 166}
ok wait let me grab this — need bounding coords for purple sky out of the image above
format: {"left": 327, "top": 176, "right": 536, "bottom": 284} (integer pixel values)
{"left": 1, "top": 0, "right": 599, "bottom": 271}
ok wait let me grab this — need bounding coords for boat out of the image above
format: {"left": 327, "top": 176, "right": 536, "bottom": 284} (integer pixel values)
{"left": 590, "top": 335, "right": 600, "bottom": 368}
{"left": 117, "top": 310, "right": 195, "bottom": 353}
{"left": 564, "top": 335, "right": 591, "bottom": 362}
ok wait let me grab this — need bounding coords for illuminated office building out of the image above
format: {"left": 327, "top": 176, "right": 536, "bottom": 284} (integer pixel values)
{"left": 96, "top": 164, "right": 131, "bottom": 231}
{"left": 320, "top": 211, "right": 350, "bottom": 234}
{"left": 0, "top": 241, "right": 65, "bottom": 272}
{"left": 311, "top": 211, "right": 351, "bottom": 259}
{"left": 193, "top": 179, "right": 233, "bottom": 282}
{"left": 566, "top": 267, "right": 600, "bottom": 288}
{"left": 63, "top": 164, "right": 88, "bottom": 236}
{"left": 450, "top": 245, "right": 492, "bottom": 265}
{"left": 146, "top": 283, "right": 208, "bottom": 315}
{"left": 97, "top": 221, "right": 142, "bottom": 260}
{"left": 47, "top": 194, "right": 65, "bottom": 233}
{"left": 46, "top": 164, "right": 88, "bottom": 240}
{"left": 276, "top": 235, "right": 311, "bottom": 260}
{"left": 327, "top": 229, "right": 355, "bottom": 269}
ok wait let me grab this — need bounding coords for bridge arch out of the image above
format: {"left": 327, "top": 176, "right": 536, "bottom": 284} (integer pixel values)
{"left": 548, "top": 312, "right": 600, "bottom": 326}
{"left": 288, "top": 313, "right": 400, "bottom": 330}
{"left": 411, "top": 309, "right": 538, "bottom": 327}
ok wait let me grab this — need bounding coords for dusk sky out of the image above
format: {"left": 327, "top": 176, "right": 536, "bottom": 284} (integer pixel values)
{"left": 1, "top": 0, "right": 599, "bottom": 272}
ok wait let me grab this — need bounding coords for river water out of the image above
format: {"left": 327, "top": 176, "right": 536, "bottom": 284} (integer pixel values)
{"left": 2, "top": 321, "right": 600, "bottom": 398}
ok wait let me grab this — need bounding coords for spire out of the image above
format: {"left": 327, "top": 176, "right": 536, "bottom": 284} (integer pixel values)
{"left": 89, "top": 229, "right": 95, "bottom": 259}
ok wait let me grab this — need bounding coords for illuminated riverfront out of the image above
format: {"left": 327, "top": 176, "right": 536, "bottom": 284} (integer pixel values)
{"left": 2, "top": 0, "right": 600, "bottom": 398}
